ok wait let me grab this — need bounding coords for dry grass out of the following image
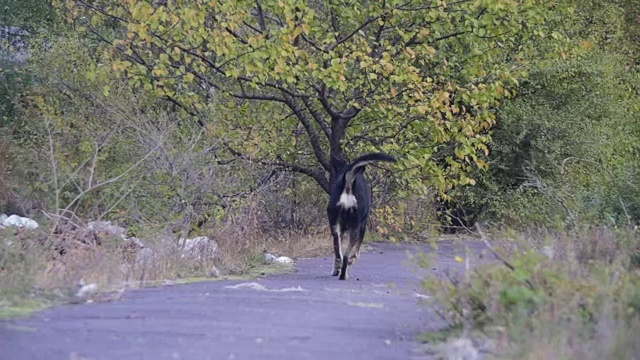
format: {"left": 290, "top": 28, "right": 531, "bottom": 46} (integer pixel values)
{"left": 263, "top": 227, "right": 333, "bottom": 258}
{"left": 0, "top": 227, "right": 211, "bottom": 304}
{"left": 506, "top": 316, "right": 640, "bottom": 360}
{"left": 0, "top": 136, "right": 10, "bottom": 207}
{"left": 0, "top": 216, "right": 333, "bottom": 317}
{"left": 421, "top": 225, "right": 640, "bottom": 359}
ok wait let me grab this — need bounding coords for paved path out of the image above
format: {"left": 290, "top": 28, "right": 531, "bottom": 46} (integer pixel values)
{"left": 1, "top": 241, "right": 487, "bottom": 360}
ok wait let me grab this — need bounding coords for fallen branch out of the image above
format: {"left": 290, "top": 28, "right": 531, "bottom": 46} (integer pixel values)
{"left": 475, "top": 223, "right": 536, "bottom": 290}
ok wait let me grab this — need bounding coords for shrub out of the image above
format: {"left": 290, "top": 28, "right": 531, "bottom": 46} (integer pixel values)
{"left": 422, "top": 225, "right": 640, "bottom": 358}
{"left": 444, "top": 0, "right": 640, "bottom": 230}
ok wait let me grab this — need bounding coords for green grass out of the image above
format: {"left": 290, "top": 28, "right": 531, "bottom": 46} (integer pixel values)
{"left": 0, "top": 299, "right": 49, "bottom": 320}
{"left": 419, "top": 325, "right": 463, "bottom": 344}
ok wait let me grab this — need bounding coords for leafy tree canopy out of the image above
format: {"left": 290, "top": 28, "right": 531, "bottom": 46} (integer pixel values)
{"left": 0, "top": 0, "right": 57, "bottom": 30}
{"left": 60, "top": 0, "right": 572, "bottom": 195}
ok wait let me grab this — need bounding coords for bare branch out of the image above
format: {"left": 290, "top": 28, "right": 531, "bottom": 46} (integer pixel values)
{"left": 44, "top": 116, "right": 60, "bottom": 218}
{"left": 62, "top": 143, "right": 162, "bottom": 216}
{"left": 476, "top": 223, "right": 536, "bottom": 290}
{"left": 520, "top": 168, "right": 578, "bottom": 229}
{"left": 97, "top": 177, "right": 143, "bottom": 221}
{"left": 330, "top": 6, "right": 339, "bottom": 33}
{"left": 242, "top": 20, "right": 263, "bottom": 35}
{"left": 224, "top": 143, "right": 329, "bottom": 192}
{"left": 396, "top": 0, "right": 471, "bottom": 11}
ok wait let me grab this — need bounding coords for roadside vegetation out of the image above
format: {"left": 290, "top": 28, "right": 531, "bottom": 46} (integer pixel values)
{"left": 418, "top": 0, "right": 640, "bottom": 358}
{"left": 1, "top": 0, "right": 639, "bottom": 357}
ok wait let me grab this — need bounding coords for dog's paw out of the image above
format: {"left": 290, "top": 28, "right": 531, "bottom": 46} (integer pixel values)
{"left": 332, "top": 258, "right": 342, "bottom": 276}
{"left": 339, "top": 272, "right": 348, "bottom": 280}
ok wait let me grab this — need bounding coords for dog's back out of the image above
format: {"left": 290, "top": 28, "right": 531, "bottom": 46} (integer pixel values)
{"left": 328, "top": 153, "right": 395, "bottom": 213}
{"left": 328, "top": 161, "right": 371, "bottom": 211}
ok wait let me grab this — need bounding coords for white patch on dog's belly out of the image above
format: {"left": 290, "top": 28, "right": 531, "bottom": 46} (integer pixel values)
{"left": 337, "top": 192, "right": 357, "bottom": 209}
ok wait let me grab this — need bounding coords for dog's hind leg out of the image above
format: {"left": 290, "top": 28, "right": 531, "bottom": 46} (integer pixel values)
{"left": 340, "top": 229, "right": 360, "bottom": 280}
{"left": 348, "top": 225, "right": 366, "bottom": 266}
{"left": 331, "top": 224, "right": 343, "bottom": 276}
{"left": 339, "top": 251, "right": 350, "bottom": 280}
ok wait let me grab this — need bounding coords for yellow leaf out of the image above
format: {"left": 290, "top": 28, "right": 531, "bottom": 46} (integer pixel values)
{"left": 579, "top": 40, "right": 594, "bottom": 51}
{"left": 455, "top": 256, "right": 463, "bottom": 263}
{"left": 405, "top": 48, "right": 416, "bottom": 58}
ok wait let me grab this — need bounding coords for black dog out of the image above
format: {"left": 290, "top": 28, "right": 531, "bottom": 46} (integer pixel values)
{"left": 327, "top": 153, "right": 396, "bottom": 280}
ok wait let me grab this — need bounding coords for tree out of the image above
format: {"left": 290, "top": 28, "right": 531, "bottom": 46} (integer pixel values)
{"left": 61, "top": 0, "right": 570, "bottom": 195}
{"left": 0, "top": 0, "right": 57, "bottom": 30}
{"left": 447, "top": 0, "right": 640, "bottom": 228}
{"left": 0, "top": 0, "right": 60, "bottom": 129}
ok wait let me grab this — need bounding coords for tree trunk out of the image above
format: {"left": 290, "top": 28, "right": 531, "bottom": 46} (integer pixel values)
{"left": 328, "top": 116, "right": 347, "bottom": 186}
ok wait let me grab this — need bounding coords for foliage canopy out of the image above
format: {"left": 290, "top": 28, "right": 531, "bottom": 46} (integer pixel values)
{"left": 446, "top": 0, "right": 640, "bottom": 228}
{"left": 62, "top": 0, "right": 571, "bottom": 195}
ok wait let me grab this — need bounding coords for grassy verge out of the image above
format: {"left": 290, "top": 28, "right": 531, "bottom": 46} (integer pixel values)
{"left": 420, "top": 225, "right": 640, "bottom": 359}
{"left": 0, "top": 299, "right": 49, "bottom": 319}
{"left": 0, "top": 225, "right": 331, "bottom": 320}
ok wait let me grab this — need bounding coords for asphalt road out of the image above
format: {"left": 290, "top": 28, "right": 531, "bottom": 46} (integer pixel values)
{"left": 1, "top": 241, "right": 487, "bottom": 360}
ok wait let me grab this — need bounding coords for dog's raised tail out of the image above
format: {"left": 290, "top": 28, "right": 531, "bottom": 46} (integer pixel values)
{"left": 336, "top": 152, "right": 395, "bottom": 210}
{"left": 344, "top": 152, "right": 396, "bottom": 187}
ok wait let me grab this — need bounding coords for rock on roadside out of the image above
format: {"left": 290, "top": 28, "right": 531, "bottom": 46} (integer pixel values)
{"left": 178, "top": 236, "right": 219, "bottom": 261}
{"left": 265, "top": 252, "right": 294, "bottom": 264}
{"left": 0, "top": 214, "right": 39, "bottom": 230}
{"left": 86, "top": 220, "right": 145, "bottom": 248}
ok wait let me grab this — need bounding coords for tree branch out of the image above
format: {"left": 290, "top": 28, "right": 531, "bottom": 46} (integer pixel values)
{"left": 312, "top": 83, "right": 342, "bottom": 119}
{"left": 326, "top": 16, "right": 380, "bottom": 52}
{"left": 76, "top": 0, "right": 127, "bottom": 23}
{"left": 62, "top": 143, "right": 162, "bottom": 216}
{"left": 255, "top": 0, "right": 267, "bottom": 33}
{"left": 224, "top": 27, "right": 250, "bottom": 45}
{"left": 283, "top": 95, "right": 331, "bottom": 172}
{"left": 300, "top": 96, "right": 331, "bottom": 140}
{"left": 224, "top": 142, "right": 329, "bottom": 192}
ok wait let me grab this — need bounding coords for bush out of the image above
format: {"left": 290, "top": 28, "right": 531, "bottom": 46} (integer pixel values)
{"left": 0, "top": 32, "right": 335, "bottom": 311}
{"left": 454, "top": 48, "right": 640, "bottom": 229}
{"left": 422, "top": 225, "right": 640, "bottom": 358}
{"left": 440, "top": 0, "right": 640, "bottom": 230}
